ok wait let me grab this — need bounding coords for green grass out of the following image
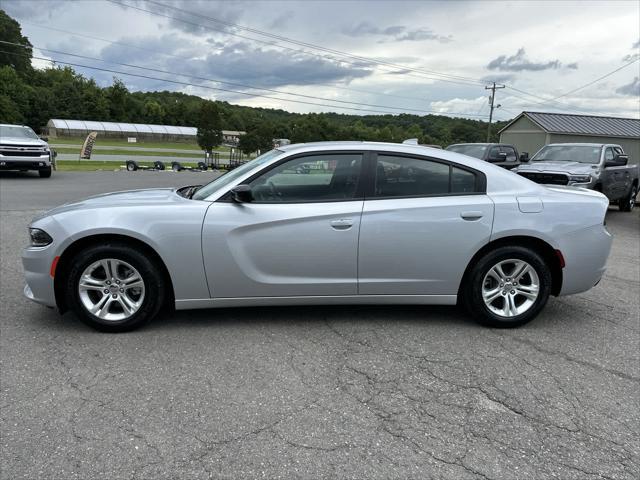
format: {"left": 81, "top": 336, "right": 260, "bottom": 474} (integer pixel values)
{"left": 55, "top": 160, "right": 200, "bottom": 171}
{"left": 54, "top": 147, "right": 206, "bottom": 159}
{"left": 50, "top": 137, "right": 229, "bottom": 151}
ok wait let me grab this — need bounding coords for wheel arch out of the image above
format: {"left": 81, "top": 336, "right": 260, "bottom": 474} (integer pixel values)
{"left": 458, "top": 235, "right": 563, "bottom": 299}
{"left": 54, "top": 233, "right": 175, "bottom": 313}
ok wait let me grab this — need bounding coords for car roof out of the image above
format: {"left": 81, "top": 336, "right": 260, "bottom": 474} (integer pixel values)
{"left": 278, "top": 141, "right": 470, "bottom": 154}
{"left": 545, "top": 143, "right": 611, "bottom": 147}
{"left": 447, "top": 143, "right": 494, "bottom": 146}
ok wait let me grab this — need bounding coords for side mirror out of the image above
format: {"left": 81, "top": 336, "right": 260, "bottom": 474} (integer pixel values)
{"left": 519, "top": 152, "right": 529, "bottom": 162}
{"left": 230, "top": 184, "right": 253, "bottom": 203}
{"left": 40, "top": 136, "right": 49, "bottom": 142}
{"left": 605, "top": 154, "right": 628, "bottom": 168}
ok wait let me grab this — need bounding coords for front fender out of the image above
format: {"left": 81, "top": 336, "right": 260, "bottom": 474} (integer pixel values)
{"left": 43, "top": 204, "right": 211, "bottom": 301}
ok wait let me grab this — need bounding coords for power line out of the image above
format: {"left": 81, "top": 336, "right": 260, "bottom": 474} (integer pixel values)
{"left": 2, "top": 48, "right": 491, "bottom": 119}
{"left": 18, "top": 19, "right": 436, "bottom": 104}
{"left": 113, "top": 0, "right": 631, "bottom": 118}
{"left": 106, "top": 0, "right": 487, "bottom": 88}
{"left": 0, "top": 40, "right": 490, "bottom": 118}
{"left": 500, "top": 87, "right": 615, "bottom": 116}
{"left": 516, "top": 58, "right": 639, "bottom": 106}
{"left": 145, "top": 0, "right": 488, "bottom": 85}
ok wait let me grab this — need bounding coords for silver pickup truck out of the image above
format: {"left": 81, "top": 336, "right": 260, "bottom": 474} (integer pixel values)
{"left": 0, "top": 124, "right": 54, "bottom": 178}
{"left": 513, "top": 143, "right": 639, "bottom": 212}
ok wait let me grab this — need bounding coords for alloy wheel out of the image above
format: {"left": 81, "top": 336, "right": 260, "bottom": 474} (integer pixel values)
{"left": 482, "top": 259, "right": 540, "bottom": 318}
{"left": 78, "top": 258, "right": 145, "bottom": 321}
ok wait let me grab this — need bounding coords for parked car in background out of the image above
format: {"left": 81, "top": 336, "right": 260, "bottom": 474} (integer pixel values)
{"left": 446, "top": 143, "right": 526, "bottom": 170}
{"left": 23, "top": 142, "right": 613, "bottom": 332}
{"left": 0, "top": 124, "right": 54, "bottom": 178}
{"left": 513, "top": 143, "right": 639, "bottom": 212}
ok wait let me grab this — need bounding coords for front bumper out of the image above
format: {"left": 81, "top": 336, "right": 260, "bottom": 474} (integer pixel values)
{"left": 22, "top": 246, "right": 57, "bottom": 308}
{"left": 0, "top": 155, "right": 51, "bottom": 171}
{"left": 557, "top": 224, "right": 613, "bottom": 296}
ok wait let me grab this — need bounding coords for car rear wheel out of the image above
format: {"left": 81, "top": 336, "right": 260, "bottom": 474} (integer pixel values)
{"left": 39, "top": 166, "right": 52, "bottom": 178}
{"left": 462, "top": 246, "right": 551, "bottom": 328}
{"left": 619, "top": 185, "right": 637, "bottom": 212}
{"left": 64, "top": 243, "right": 166, "bottom": 332}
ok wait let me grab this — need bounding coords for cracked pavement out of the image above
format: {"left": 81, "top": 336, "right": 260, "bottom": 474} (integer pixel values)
{"left": 1, "top": 171, "right": 639, "bottom": 479}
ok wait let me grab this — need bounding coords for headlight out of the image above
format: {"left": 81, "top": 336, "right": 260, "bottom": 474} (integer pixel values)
{"left": 569, "top": 174, "right": 592, "bottom": 183}
{"left": 29, "top": 228, "right": 53, "bottom": 247}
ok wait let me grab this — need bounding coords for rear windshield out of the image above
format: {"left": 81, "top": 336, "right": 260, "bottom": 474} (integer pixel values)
{"left": 531, "top": 145, "right": 602, "bottom": 164}
{"left": 0, "top": 125, "right": 39, "bottom": 140}
{"left": 446, "top": 144, "right": 487, "bottom": 159}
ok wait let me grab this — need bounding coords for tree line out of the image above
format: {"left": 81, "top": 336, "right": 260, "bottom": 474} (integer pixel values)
{"left": 1, "top": 9, "right": 508, "bottom": 154}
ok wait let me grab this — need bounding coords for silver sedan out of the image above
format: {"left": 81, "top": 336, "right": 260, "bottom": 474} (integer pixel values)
{"left": 22, "top": 142, "right": 612, "bottom": 332}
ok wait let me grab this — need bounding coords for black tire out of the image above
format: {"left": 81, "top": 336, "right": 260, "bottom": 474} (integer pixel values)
{"left": 171, "top": 162, "right": 182, "bottom": 172}
{"left": 126, "top": 160, "right": 138, "bottom": 172}
{"left": 619, "top": 184, "right": 637, "bottom": 212}
{"left": 154, "top": 160, "right": 165, "bottom": 171}
{"left": 64, "top": 242, "right": 166, "bottom": 332}
{"left": 39, "top": 167, "right": 52, "bottom": 178}
{"left": 197, "top": 161, "right": 208, "bottom": 171}
{"left": 462, "top": 246, "right": 552, "bottom": 328}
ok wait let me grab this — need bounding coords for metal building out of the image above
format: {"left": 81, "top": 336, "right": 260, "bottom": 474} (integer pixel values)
{"left": 499, "top": 112, "right": 640, "bottom": 163}
{"left": 46, "top": 119, "right": 245, "bottom": 144}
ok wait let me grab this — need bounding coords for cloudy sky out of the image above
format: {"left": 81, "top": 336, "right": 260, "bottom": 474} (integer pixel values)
{"left": 2, "top": 0, "right": 639, "bottom": 121}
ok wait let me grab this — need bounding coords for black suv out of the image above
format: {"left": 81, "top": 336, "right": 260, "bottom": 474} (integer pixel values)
{"left": 446, "top": 143, "right": 528, "bottom": 170}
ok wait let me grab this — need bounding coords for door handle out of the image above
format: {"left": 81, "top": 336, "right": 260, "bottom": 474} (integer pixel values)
{"left": 330, "top": 218, "right": 354, "bottom": 230}
{"left": 460, "top": 211, "right": 483, "bottom": 221}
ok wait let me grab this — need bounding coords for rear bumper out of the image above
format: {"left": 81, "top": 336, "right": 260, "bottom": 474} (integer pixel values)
{"left": 557, "top": 224, "right": 613, "bottom": 296}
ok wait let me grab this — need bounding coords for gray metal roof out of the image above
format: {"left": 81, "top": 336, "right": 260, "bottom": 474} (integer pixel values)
{"left": 500, "top": 112, "right": 640, "bottom": 139}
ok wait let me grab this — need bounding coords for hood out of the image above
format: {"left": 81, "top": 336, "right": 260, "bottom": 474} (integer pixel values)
{"left": 515, "top": 161, "right": 597, "bottom": 175}
{"left": 0, "top": 136, "right": 48, "bottom": 147}
{"left": 39, "top": 188, "right": 190, "bottom": 219}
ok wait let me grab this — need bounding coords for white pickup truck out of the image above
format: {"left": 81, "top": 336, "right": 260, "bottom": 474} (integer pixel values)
{"left": 0, "top": 124, "right": 54, "bottom": 178}
{"left": 513, "top": 143, "right": 639, "bottom": 212}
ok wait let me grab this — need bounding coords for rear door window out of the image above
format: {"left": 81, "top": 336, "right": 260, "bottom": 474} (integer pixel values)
{"left": 373, "top": 154, "right": 483, "bottom": 198}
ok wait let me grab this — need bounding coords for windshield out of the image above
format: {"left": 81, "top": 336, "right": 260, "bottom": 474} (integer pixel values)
{"left": 531, "top": 145, "right": 602, "bottom": 164}
{"left": 446, "top": 144, "right": 488, "bottom": 159}
{"left": 0, "top": 125, "right": 39, "bottom": 140}
{"left": 192, "top": 149, "right": 283, "bottom": 200}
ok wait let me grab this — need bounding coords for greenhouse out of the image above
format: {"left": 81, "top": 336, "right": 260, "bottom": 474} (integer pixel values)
{"left": 46, "top": 119, "right": 197, "bottom": 141}
{"left": 46, "top": 119, "right": 246, "bottom": 144}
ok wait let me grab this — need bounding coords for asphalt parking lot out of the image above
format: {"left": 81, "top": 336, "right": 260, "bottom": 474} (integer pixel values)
{"left": 1, "top": 171, "right": 639, "bottom": 479}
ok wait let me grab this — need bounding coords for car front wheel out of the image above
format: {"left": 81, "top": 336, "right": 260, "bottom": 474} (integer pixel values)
{"left": 39, "top": 166, "right": 52, "bottom": 178}
{"left": 462, "top": 246, "right": 552, "bottom": 328}
{"left": 64, "top": 242, "right": 166, "bottom": 332}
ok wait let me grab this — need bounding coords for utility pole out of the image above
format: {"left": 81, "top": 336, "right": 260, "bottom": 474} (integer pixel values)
{"left": 485, "top": 82, "right": 505, "bottom": 142}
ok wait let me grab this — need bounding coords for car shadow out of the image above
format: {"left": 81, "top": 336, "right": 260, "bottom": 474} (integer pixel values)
{"left": 34, "top": 304, "right": 476, "bottom": 334}
{"left": 0, "top": 171, "right": 42, "bottom": 179}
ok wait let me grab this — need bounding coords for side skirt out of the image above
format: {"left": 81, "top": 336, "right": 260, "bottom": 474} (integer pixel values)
{"left": 175, "top": 295, "right": 457, "bottom": 310}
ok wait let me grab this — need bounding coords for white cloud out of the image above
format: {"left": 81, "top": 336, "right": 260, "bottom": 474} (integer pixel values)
{"left": 6, "top": 0, "right": 640, "bottom": 119}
